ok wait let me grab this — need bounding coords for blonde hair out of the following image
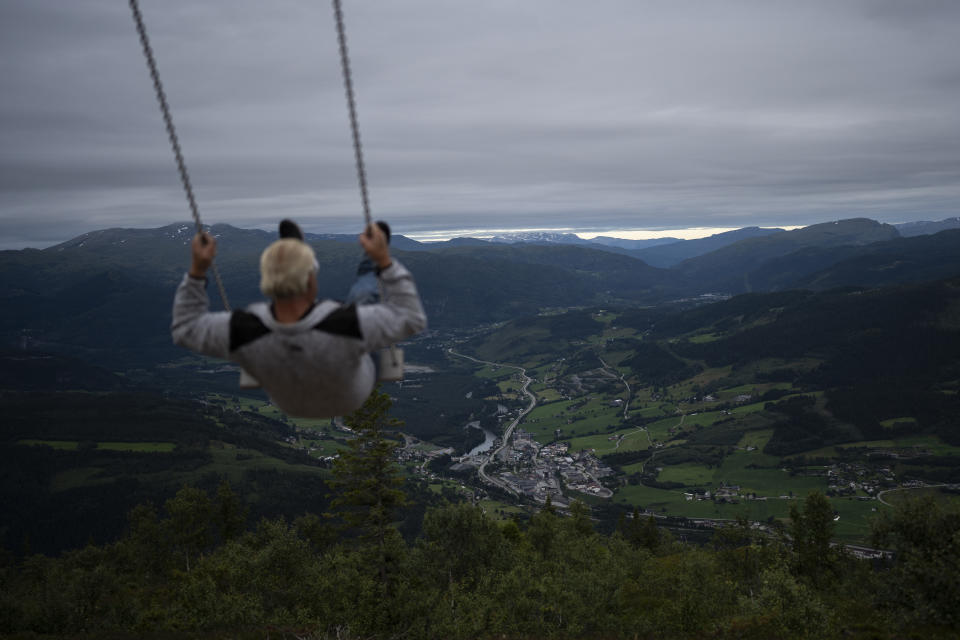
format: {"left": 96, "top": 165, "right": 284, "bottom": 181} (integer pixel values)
{"left": 259, "top": 239, "right": 317, "bottom": 299}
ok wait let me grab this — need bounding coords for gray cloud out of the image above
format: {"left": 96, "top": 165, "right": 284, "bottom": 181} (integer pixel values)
{"left": 1, "top": 0, "right": 959, "bottom": 248}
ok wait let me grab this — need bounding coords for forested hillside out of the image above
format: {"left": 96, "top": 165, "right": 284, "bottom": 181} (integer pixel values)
{"left": 2, "top": 415, "right": 958, "bottom": 638}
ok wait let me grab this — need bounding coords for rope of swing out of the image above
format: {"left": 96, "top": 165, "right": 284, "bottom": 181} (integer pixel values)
{"left": 332, "top": 0, "right": 372, "bottom": 228}
{"left": 333, "top": 0, "right": 401, "bottom": 372}
{"left": 129, "top": 0, "right": 232, "bottom": 311}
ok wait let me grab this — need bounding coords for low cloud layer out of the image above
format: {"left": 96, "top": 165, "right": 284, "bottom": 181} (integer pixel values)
{"left": 2, "top": 1, "right": 959, "bottom": 248}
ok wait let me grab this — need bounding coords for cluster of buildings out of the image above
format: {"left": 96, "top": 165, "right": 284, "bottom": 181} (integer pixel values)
{"left": 825, "top": 462, "right": 897, "bottom": 497}
{"left": 682, "top": 483, "right": 745, "bottom": 503}
{"left": 484, "top": 429, "right": 615, "bottom": 503}
{"left": 395, "top": 443, "right": 455, "bottom": 467}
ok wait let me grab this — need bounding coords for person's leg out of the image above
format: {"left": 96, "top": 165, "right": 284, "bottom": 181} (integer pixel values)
{"left": 345, "top": 262, "right": 379, "bottom": 305}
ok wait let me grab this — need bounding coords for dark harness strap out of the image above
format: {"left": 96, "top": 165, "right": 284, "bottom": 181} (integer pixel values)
{"left": 230, "top": 303, "right": 363, "bottom": 353}
{"left": 230, "top": 310, "right": 271, "bottom": 351}
{"left": 314, "top": 303, "right": 363, "bottom": 339}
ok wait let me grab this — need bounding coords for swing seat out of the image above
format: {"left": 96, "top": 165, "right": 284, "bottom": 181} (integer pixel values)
{"left": 378, "top": 346, "right": 404, "bottom": 382}
{"left": 238, "top": 368, "right": 260, "bottom": 389}
{"left": 238, "top": 347, "right": 403, "bottom": 389}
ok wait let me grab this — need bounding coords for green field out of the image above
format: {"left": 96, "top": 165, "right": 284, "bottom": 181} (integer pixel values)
{"left": 569, "top": 427, "right": 650, "bottom": 454}
{"left": 598, "top": 351, "right": 634, "bottom": 369}
{"left": 100, "top": 441, "right": 177, "bottom": 452}
{"left": 687, "top": 366, "right": 734, "bottom": 387}
{"left": 20, "top": 439, "right": 81, "bottom": 450}
{"left": 653, "top": 451, "right": 812, "bottom": 497}
{"left": 630, "top": 404, "right": 670, "bottom": 419}
{"left": 37, "top": 439, "right": 328, "bottom": 493}
{"left": 688, "top": 333, "right": 721, "bottom": 344}
{"left": 644, "top": 416, "right": 686, "bottom": 441}
{"left": 478, "top": 499, "right": 526, "bottom": 520}
{"left": 715, "top": 451, "right": 824, "bottom": 495}
{"left": 204, "top": 444, "right": 325, "bottom": 483}
{"left": 880, "top": 485, "right": 960, "bottom": 507}
{"left": 831, "top": 497, "right": 890, "bottom": 540}
{"left": 473, "top": 364, "right": 516, "bottom": 381}
{"left": 729, "top": 401, "right": 768, "bottom": 416}
{"left": 50, "top": 467, "right": 111, "bottom": 492}
{"left": 427, "top": 478, "right": 475, "bottom": 499}
{"left": 20, "top": 440, "right": 176, "bottom": 452}
{"left": 524, "top": 397, "right": 626, "bottom": 441}
{"left": 529, "top": 384, "right": 565, "bottom": 403}
{"left": 790, "top": 434, "right": 960, "bottom": 459}
{"left": 880, "top": 416, "right": 918, "bottom": 428}
{"left": 737, "top": 429, "right": 774, "bottom": 449}
{"left": 677, "top": 411, "right": 725, "bottom": 428}
{"left": 657, "top": 463, "right": 715, "bottom": 486}
{"left": 497, "top": 380, "right": 523, "bottom": 396}
{"left": 720, "top": 383, "right": 762, "bottom": 395}
{"left": 614, "top": 483, "right": 887, "bottom": 541}
{"left": 207, "top": 393, "right": 336, "bottom": 431}
{"left": 303, "top": 438, "right": 349, "bottom": 457}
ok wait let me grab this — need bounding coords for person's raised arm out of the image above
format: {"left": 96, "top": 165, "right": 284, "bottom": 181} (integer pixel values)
{"left": 355, "top": 223, "right": 426, "bottom": 350}
{"left": 171, "top": 231, "right": 231, "bottom": 358}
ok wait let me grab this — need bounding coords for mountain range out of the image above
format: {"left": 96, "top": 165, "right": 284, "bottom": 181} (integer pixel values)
{"left": 2, "top": 217, "right": 960, "bottom": 370}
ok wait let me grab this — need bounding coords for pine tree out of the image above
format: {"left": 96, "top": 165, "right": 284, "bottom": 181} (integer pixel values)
{"left": 214, "top": 480, "right": 247, "bottom": 543}
{"left": 568, "top": 499, "right": 594, "bottom": 537}
{"left": 789, "top": 490, "right": 836, "bottom": 585}
{"left": 163, "top": 485, "right": 214, "bottom": 572}
{"left": 328, "top": 389, "right": 408, "bottom": 585}
{"left": 637, "top": 514, "right": 661, "bottom": 551}
{"left": 620, "top": 506, "right": 661, "bottom": 551}
{"left": 871, "top": 496, "right": 960, "bottom": 627}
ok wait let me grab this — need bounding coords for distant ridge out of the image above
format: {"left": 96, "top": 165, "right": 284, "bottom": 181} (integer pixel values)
{"left": 590, "top": 236, "right": 681, "bottom": 251}
{"left": 793, "top": 228, "right": 960, "bottom": 291}
{"left": 4, "top": 216, "right": 960, "bottom": 369}
{"left": 675, "top": 218, "right": 900, "bottom": 293}
{"left": 487, "top": 231, "right": 594, "bottom": 245}
{"left": 894, "top": 217, "right": 960, "bottom": 237}
{"left": 414, "top": 228, "right": 778, "bottom": 264}
{"left": 42, "top": 223, "right": 426, "bottom": 254}
{"left": 632, "top": 226, "right": 784, "bottom": 268}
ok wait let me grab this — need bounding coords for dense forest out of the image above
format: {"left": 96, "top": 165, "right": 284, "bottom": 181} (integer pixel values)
{"left": 2, "top": 392, "right": 959, "bottom": 639}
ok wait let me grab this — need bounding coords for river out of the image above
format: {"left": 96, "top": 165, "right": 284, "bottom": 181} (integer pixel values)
{"left": 465, "top": 421, "right": 496, "bottom": 456}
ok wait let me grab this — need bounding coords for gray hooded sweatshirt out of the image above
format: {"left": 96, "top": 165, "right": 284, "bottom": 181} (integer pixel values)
{"left": 171, "top": 260, "right": 426, "bottom": 417}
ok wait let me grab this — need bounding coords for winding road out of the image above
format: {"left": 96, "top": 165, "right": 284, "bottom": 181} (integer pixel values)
{"left": 449, "top": 349, "right": 538, "bottom": 495}
{"left": 640, "top": 414, "right": 684, "bottom": 474}
{"left": 876, "top": 483, "right": 949, "bottom": 506}
{"left": 598, "top": 355, "right": 631, "bottom": 419}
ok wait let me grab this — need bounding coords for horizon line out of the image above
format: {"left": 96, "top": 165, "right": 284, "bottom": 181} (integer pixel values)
{"left": 405, "top": 225, "right": 802, "bottom": 243}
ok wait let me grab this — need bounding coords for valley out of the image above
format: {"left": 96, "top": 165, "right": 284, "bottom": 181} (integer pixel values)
{"left": 371, "top": 280, "right": 960, "bottom": 542}
{"left": 206, "top": 283, "right": 960, "bottom": 545}
{"left": 2, "top": 218, "right": 960, "bottom": 553}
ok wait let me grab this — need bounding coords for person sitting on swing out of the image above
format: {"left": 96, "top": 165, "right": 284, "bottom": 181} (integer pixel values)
{"left": 171, "top": 219, "right": 426, "bottom": 418}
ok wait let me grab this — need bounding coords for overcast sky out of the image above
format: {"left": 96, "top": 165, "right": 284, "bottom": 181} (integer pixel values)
{"left": 2, "top": 1, "right": 960, "bottom": 248}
